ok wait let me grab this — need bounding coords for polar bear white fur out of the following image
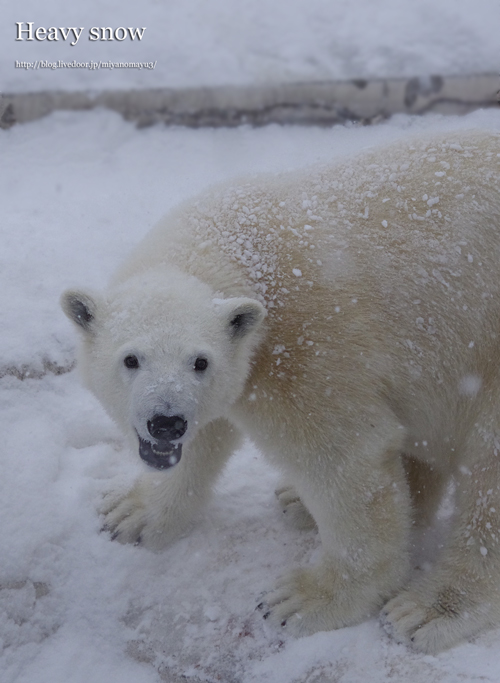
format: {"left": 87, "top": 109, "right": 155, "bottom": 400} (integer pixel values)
{"left": 62, "top": 129, "right": 500, "bottom": 654}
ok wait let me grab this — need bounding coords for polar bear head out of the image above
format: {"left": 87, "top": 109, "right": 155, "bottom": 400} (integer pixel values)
{"left": 61, "top": 267, "right": 266, "bottom": 470}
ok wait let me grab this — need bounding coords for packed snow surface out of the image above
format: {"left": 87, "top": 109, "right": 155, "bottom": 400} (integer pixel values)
{"left": 3, "top": 109, "right": 500, "bottom": 682}
{"left": 4, "top": 0, "right": 500, "bottom": 92}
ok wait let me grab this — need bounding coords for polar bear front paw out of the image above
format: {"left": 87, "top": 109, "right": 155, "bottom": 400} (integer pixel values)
{"left": 275, "top": 485, "right": 316, "bottom": 530}
{"left": 100, "top": 487, "right": 148, "bottom": 546}
{"left": 99, "top": 474, "right": 197, "bottom": 551}
{"left": 262, "top": 565, "right": 377, "bottom": 637}
{"left": 263, "top": 568, "right": 334, "bottom": 636}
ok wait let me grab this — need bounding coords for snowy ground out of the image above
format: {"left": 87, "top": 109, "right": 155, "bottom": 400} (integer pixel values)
{"left": 4, "top": 0, "right": 500, "bottom": 93}
{"left": 3, "top": 109, "right": 500, "bottom": 683}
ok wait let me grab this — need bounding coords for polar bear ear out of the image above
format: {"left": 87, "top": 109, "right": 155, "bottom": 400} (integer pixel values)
{"left": 216, "top": 297, "right": 267, "bottom": 338}
{"left": 61, "top": 289, "right": 100, "bottom": 333}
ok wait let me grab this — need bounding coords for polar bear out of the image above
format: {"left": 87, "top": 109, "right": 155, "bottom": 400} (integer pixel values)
{"left": 62, "top": 129, "right": 500, "bottom": 654}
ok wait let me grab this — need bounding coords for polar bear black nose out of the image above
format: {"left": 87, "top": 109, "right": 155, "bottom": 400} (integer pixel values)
{"left": 147, "top": 415, "right": 187, "bottom": 441}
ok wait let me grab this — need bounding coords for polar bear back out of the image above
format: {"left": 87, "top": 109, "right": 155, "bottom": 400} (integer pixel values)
{"left": 114, "top": 130, "right": 500, "bottom": 313}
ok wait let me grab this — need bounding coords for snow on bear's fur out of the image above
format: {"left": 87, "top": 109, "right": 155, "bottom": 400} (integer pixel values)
{"left": 62, "top": 130, "right": 500, "bottom": 654}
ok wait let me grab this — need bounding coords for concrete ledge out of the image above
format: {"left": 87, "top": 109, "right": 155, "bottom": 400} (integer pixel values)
{"left": 0, "top": 359, "right": 75, "bottom": 381}
{"left": 2, "top": 73, "right": 499, "bottom": 129}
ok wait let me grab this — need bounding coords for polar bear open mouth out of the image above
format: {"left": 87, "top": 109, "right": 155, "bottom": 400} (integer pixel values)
{"left": 137, "top": 434, "right": 182, "bottom": 470}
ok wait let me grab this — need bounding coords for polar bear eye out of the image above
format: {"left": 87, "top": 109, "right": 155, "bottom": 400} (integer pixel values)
{"left": 124, "top": 354, "right": 140, "bottom": 369}
{"left": 194, "top": 357, "right": 209, "bottom": 372}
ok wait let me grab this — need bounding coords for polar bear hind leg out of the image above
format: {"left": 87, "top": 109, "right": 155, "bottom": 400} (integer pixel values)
{"left": 383, "top": 409, "right": 500, "bottom": 653}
